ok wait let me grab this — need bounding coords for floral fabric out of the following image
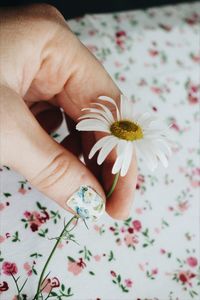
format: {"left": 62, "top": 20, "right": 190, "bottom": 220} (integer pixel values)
{"left": 0, "top": 2, "right": 200, "bottom": 299}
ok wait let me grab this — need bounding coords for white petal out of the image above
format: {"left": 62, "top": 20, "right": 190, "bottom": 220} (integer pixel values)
{"left": 89, "top": 136, "right": 112, "bottom": 159}
{"left": 136, "top": 112, "right": 151, "bottom": 125}
{"left": 97, "top": 137, "right": 118, "bottom": 165}
{"left": 116, "top": 139, "right": 127, "bottom": 156}
{"left": 155, "top": 149, "right": 169, "bottom": 168}
{"left": 81, "top": 108, "right": 112, "bottom": 123}
{"left": 78, "top": 113, "right": 110, "bottom": 124}
{"left": 76, "top": 119, "right": 109, "bottom": 133}
{"left": 111, "top": 140, "right": 127, "bottom": 174}
{"left": 92, "top": 103, "right": 114, "bottom": 123}
{"left": 135, "top": 140, "right": 157, "bottom": 171}
{"left": 120, "top": 94, "right": 133, "bottom": 120}
{"left": 98, "top": 95, "right": 120, "bottom": 121}
{"left": 154, "top": 139, "right": 172, "bottom": 156}
{"left": 120, "top": 142, "right": 133, "bottom": 176}
{"left": 112, "top": 155, "right": 124, "bottom": 174}
{"left": 139, "top": 116, "right": 157, "bottom": 128}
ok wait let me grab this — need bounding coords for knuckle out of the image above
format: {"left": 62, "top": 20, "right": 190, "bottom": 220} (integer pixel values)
{"left": 31, "top": 151, "right": 71, "bottom": 193}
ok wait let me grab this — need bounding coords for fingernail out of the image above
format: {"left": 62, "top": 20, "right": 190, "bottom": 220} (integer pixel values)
{"left": 66, "top": 185, "right": 105, "bottom": 221}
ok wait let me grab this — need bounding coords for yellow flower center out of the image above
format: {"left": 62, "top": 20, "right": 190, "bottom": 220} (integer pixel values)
{"left": 110, "top": 120, "right": 143, "bottom": 141}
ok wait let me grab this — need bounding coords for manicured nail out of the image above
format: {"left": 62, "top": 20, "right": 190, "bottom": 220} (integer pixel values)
{"left": 66, "top": 185, "right": 105, "bottom": 221}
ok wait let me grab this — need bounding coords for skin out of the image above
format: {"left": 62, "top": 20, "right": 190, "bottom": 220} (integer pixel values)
{"left": 0, "top": 4, "right": 137, "bottom": 220}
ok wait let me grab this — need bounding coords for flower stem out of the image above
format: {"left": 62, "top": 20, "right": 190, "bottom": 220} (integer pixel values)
{"left": 10, "top": 273, "right": 20, "bottom": 299}
{"left": 33, "top": 216, "right": 78, "bottom": 300}
{"left": 106, "top": 172, "right": 120, "bottom": 198}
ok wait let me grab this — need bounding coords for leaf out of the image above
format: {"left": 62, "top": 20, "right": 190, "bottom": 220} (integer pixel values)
{"left": 143, "top": 243, "right": 148, "bottom": 248}
{"left": 36, "top": 201, "right": 46, "bottom": 210}
{"left": 67, "top": 256, "right": 75, "bottom": 262}
{"left": 67, "top": 287, "right": 71, "bottom": 295}
{"left": 32, "top": 268, "right": 37, "bottom": 275}
{"left": 38, "top": 233, "right": 44, "bottom": 237}
{"left": 112, "top": 280, "right": 117, "bottom": 284}
{"left": 142, "top": 228, "right": 148, "bottom": 237}
{"left": 89, "top": 271, "right": 95, "bottom": 276}
{"left": 3, "top": 193, "right": 11, "bottom": 197}
{"left": 30, "top": 253, "right": 42, "bottom": 258}
{"left": 61, "top": 284, "right": 65, "bottom": 291}
{"left": 124, "top": 217, "right": 132, "bottom": 225}
{"left": 50, "top": 291, "right": 57, "bottom": 296}
{"left": 108, "top": 250, "right": 114, "bottom": 262}
{"left": 117, "top": 275, "right": 121, "bottom": 283}
{"left": 3, "top": 165, "right": 10, "bottom": 170}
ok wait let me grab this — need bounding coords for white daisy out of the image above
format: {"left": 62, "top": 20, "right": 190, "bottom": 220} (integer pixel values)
{"left": 76, "top": 95, "right": 171, "bottom": 176}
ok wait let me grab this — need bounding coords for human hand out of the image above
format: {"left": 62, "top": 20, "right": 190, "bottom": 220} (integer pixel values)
{"left": 0, "top": 4, "right": 137, "bottom": 220}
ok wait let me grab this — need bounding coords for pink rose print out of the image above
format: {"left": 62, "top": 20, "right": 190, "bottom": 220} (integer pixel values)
{"left": 179, "top": 272, "right": 188, "bottom": 283}
{"left": 50, "top": 277, "right": 60, "bottom": 288}
{"left": 93, "top": 255, "right": 101, "bottom": 262}
{"left": 125, "top": 279, "right": 133, "bottom": 287}
{"left": 110, "top": 270, "right": 117, "bottom": 277}
{"left": 178, "top": 200, "right": 190, "bottom": 212}
{"left": 110, "top": 270, "right": 132, "bottom": 292}
{"left": 67, "top": 258, "right": 86, "bottom": 275}
{"left": 124, "top": 234, "right": 138, "bottom": 246}
{"left": 190, "top": 53, "right": 200, "bottom": 63}
{"left": 22, "top": 209, "right": 50, "bottom": 232}
{"left": 132, "top": 220, "right": 142, "bottom": 231}
{"left": 136, "top": 174, "right": 146, "bottom": 193}
{"left": 23, "top": 262, "right": 32, "bottom": 276}
{"left": 41, "top": 277, "right": 60, "bottom": 293}
{"left": 184, "top": 13, "right": 200, "bottom": 25}
{"left": 18, "top": 180, "right": 29, "bottom": 194}
{"left": 179, "top": 270, "right": 196, "bottom": 284}
{"left": 152, "top": 268, "right": 158, "bottom": 275}
{"left": 187, "top": 83, "right": 200, "bottom": 104}
{"left": 2, "top": 262, "right": 18, "bottom": 276}
{"left": 187, "top": 257, "right": 198, "bottom": 267}
{"left": 0, "top": 235, "right": 5, "bottom": 243}
{"left": 41, "top": 278, "right": 52, "bottom": 293}
{"left": 0, "top": 203, "right": 5, "bottom": 211}
{"left": 18, "top": 187, "right": 27, "bottom": 195}
{"left": 148, "top": 49, "right": 159, "bottom": 56}
{"left": 115, "top": 30, "right": 127, "bottom": 49}
{"left": 151, "top": 86, "right": 162, "bottom": 95}
{"left": 68, "top": 262, "right": 82, "bottom": 275}
{"left": 0, "top": 281, "right": 9, "bottom": 292}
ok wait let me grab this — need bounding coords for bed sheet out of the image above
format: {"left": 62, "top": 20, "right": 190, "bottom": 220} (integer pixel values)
{"left": 0, "top": 2, "right": 200, "bottom": 300}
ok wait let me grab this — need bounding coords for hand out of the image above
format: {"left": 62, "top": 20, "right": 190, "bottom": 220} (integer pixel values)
{"left": 0, "top": 4, "right": 137, "bottom": 219}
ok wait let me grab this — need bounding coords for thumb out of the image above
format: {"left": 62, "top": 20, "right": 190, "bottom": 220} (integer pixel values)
{"left": 1, "top": 86, "right": 105, "bottom": 221}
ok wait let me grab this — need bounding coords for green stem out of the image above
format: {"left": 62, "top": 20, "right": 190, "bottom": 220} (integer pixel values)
{"left": 33, "top": 173, "right": 119, "bottom": 300}
{"left": 33, "top": 216, "right": 78, "bottom": 300}
{"left": 10, "top": 273, "right": 20, "bottom": 299}
{"left": 106, "top": 172, "right": 120, "bottom": 198}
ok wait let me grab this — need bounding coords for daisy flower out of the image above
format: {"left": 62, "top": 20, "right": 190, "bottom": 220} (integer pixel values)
{"left": 76, "top": 95, "right": 171, "bottom": 176}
